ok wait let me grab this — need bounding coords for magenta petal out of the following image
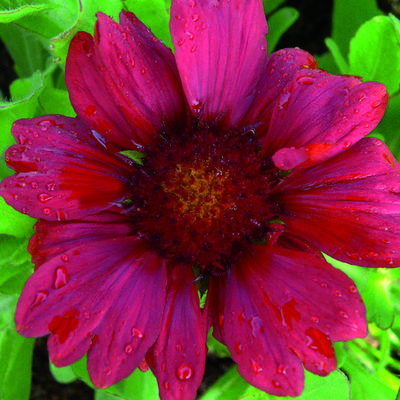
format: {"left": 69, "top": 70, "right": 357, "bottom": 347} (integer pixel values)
{"left": 87, "top": 251, "right": 167, "bottom": 388}
{"left": 219, "top": 245, "right": 365, "bottom": 393}
{"left": 66, "top": 12, "right": 186, "bottom": 150}
{"left": 150, "top": 264, "right": 207, "bottom": 400}
{"left": 0, "top": 116, "right": 132, "bottom": 221}
{"left": 272, "top": 137, "right": 400, "bottom": 267}
{"left": 16, "top": 233, "right": 166, "bottom": 386}
{"left": 219, "top": 255, "right": 304, "bottom": 396}
{"left": 243, "top": 48, "right": 317, "bottom": 138}
{"left": 170, "top": 0, "right": 268, "bottom": 126}
{"left": 263, "top": 69, "right": 387, "bottom": 167}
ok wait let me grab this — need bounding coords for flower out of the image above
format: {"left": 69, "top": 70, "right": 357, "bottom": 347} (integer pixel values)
{"left": 1, "top": 0, "right": 399, "bottom": 399}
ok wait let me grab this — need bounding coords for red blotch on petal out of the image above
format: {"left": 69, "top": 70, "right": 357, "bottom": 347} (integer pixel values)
{"left": 49, "top": 310, "right": 79, "bottom": 344}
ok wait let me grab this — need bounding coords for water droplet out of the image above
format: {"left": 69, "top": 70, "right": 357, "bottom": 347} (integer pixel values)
{"left": 385, "top": 257, "right": 394, "bottom": 265}
{"left": 278, "top": 92, "right": 291, "bottom": 110}
{"left": 178, "top": 38, "right": 185, "bottom": 46}
{"left": 131, "top": 327, "right": 144, "bottom": 338}
{"left": 192, "top": 14, "right": 200, "bottom": 21}
{"left": 177, "top": 364, "right": 194, "bottom": 380}
{"left": 30, "top": 182, "right": 38, "bottom": 189}
{"left": 297, "top": 76, "right": 315, "bottom": 85}
{"left": 311, "top": 316, "right": 319, "bottom": 323}
{"left": 276, "top": 365, "right": 287, "bottom": 375}
{"left": 358, "top": 94, "right": 366, "bottom": 102}
{"left": 363, "top": 122, "right": 370, "bottom": 129}
{"left": 139, "top": 359, "right": 148, "bottom": 372}
{"left": 191, "top": 45, "right": 198, "bottom": 53}
{"left": 30, "top": 291, "right": 48, "bottom": 310}
{"left": 250, "top": 358, "right": 262, "bottom": 374}
{"left": 272, "top": 379, "right": 281, "bottom": 388}
{"left": 333, "top": 289, "right": 342, "bottom": 297}
{"left": 140, "top": 68, "right": 146, "bottom": 74}
{"left": 348, "top": 284, "right": 357, "bottom": 293}
{"left": 61, "top": 254, "right": 69, "bottom": 262}
{"left": 46, "top": 182, "right": 56, "bottom": 191}
{"left": 235, "top": 342, "right": 242, "bottom": 355}
{"left": 339, "top": 310, "right": 349, "bottom": 319}
{"left": 105, "top": 367, "right": 112, "bottom": 376}
{"left": 372, "top": 100, "right": 382, "bottom": 108}
{"left": 249, "top": 316, "right": 264, "bottom": 337}
{"left": 125, "top": 344, "right": 134, "bottom": 354}
{"left": 320, "top": 282, "right": 328, "bottom": 289}
{"left": 163, "top": 381, "right": 170, "bottom": 390}
{"left": 176, "top": 343, "right": 183, "bottom": 352}
{"left": 343, "top": 140, "right": 352, "bottom": 149}
{"left": 53, "top": 266, "right": 69, "bottom": 289}
{"left": 22, "top": 207, "right": 28, "bottom": 214}
{"left": 38, "top": 193, "right": 53, "bottom": 203}
{"left": 189, "top": 0, "right": 196, "bottom": 6}
{"left": 185, "top": 31, "right": 195, "bottom": 40}
{"left": 43, "top": 207, "right": 51, "bottom": 215}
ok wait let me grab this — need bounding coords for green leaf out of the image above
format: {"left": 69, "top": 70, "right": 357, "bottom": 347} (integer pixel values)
{"left": 326, "top": 255, "right": 394, "bottom": 329}
{"left": 332, "top": 0, "right": 382, "bottom": 54}
{"left": 38, "top": 87, "right": 76, "bottom": 116}
{"left": 342, "top": 349, "right": 398, "bottom": 400}
{"left": 0, "top": 198, "right": 35, "bottom": 238}
{"left": 198, "top": 366, "right": 247, "bottom": 400}
{"left": 266, "top": 7, "right": 299, "bottom": 54}
{"left": 95, "top": 391, "right": 121, "bottom": 400}
{"left": 0, "top": 23, "right": 50, "bottom": 78}
{"left": 119, "top": 150, "right": 146, "bottom": 165}
{"left": 349, "top": 16, "right": 400, "bottom": 95}
{"left": 0, "top": 2, "right": 53, "bottom": 23}
{"left": 0, "top": 235, "right": 33, "bottom": 294}
{"left": 243, "top": 370, "right": 351, "bottom": 400}
{"left": 324, "top": 38, "right": 349, "bottom": 74}
{"left": 200, "top": 366, "right": 351, "bottom": 400}
{"left": 50, "top": 362, "right": 78, "bottom": 384}
{"left": 0, "top": 293, "right": 35, "bottom": 400}
{"left": 125, "top": 0, "right": 172, "bottom": 49}
{"left": 207, "top": 328, "right": 231, "bottom": 358}
{"left": 262, "top": 0, "right": 286, "bottom": 15}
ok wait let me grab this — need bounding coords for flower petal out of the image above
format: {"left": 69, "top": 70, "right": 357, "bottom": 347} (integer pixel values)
{"left": 243, "top": 48, "right": 317, "bottom": 138}
{"left": 149, "top": 263, "right": 207, "bottom": 400}
{"left": 66, "top": 11, "right": 186, "bottom": 150}
{"left": 0, "top": 116, "right": 132, "bottom": 221}
{"left": 262, "top": 69, "right": 387, "bottom": 168}
{"left": 217, "top": 244, "right": 365, "bottom": 394}
{"left": 16, "top": 232, "right": 167, "bottom": 387}
{"left": 170, "top": 0, "right": 268, "bottom": 126}
{"left": 272, "top": 137, "right": 400, "bottom": 267}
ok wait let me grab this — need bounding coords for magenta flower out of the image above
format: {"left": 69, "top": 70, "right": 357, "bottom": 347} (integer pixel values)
{"left": 1, "top": 0, "right": 399, "bottom": 398}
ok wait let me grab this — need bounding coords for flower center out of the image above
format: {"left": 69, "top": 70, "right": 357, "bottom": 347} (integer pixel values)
{"left": 129, "top": 123, "right": 278, "bottom": 273}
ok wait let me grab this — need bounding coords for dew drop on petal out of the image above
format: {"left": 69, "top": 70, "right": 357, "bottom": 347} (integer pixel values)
{"left": 185, "top": 31, "right": 195, "bottom": 40}
{"left": 343, "top": 140, "right": 352, "bottom": 149}
{"left": 250, "top": 358, "right": 262, "bottom": 374}
{"left": 235, "top": 342, "right": 242, "bottom": 355}
{"left": 163, "top": 381, "right": 170, "bottom": 390}
{"left": 192, "top": 14, "right": 200, "bottom": 21}
{"left": 272, "top": 379, "right": 281, "bottom": 388}
{"left": 31, "top": 182, "right": 38, "bottom": 189}
{"left": 277, "top": 365, "right": 287, "bottom": 375}
{"left": 131, "top": 327, "right": 144, "bottom": 338}
{"left": 333, "top": 289, "right": 342, "bottom": 297}
{"left": 43, "top": 207, "right": 51, "bottom": 215}
{"left": 30, "top": 290, "right": 48, "bottom": 310}
{"left": 61, "top": 254, "right": 69, "bottom": 262}
{"left": 177, "top": 364, "right": 194, "bottom": 381}
{"left": 38, "top": 193, "right": 53, "bottom": 203}
{"left": 349, "top": 284, "right": 357, "bottom": 293}
{"left": 296, "top": 76, "right": 315, "bottom": 85}
{"left": 53, "top": 266, "right": 69, "bottom": 289}
{"left": 139, "top": 359, "right": 149, "bottom": 372}
{"left": 46, "top": 183, "right": 56, "bottom": 191}
{"left": 124, "top": 344, "right": 134, "bottom": 354}
{"left": 339, "top": 310, "right": 349, "bottom": 319}
{"left": 105, "top": 367, "right": 112, "bottom": 376}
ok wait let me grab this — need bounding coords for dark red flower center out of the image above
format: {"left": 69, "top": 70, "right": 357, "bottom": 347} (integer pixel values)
{"left": 128, "top": 122, "right": 278, "bottom": 273}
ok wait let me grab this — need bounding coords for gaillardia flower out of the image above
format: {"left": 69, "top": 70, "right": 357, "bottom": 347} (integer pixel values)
{"left": 2, "top": 0, "right": 400, "bottom": 398}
